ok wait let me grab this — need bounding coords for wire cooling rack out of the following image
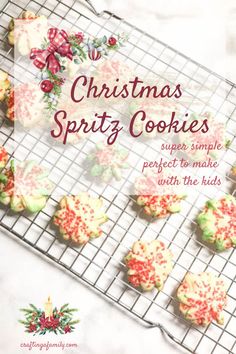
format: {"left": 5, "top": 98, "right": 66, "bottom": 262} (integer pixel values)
{"left": 0, "top": 0, "right": 236, "bottom": 353}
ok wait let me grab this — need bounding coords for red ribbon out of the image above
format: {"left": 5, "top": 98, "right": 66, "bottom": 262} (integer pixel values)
{"left": 30, "top": 28, "right": 73, "bottom": 74}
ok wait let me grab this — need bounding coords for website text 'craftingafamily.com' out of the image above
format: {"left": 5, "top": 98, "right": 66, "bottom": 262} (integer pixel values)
{"left": 20, "top": 341, "right": 78, "bottom": 351}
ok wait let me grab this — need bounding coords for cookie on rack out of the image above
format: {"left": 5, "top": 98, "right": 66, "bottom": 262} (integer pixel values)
{"left": 0, "top": 70, "right": 11, "bottom": 102}
{"left": 5, "top": 87, "right": 14, "bottom": 121}
{"left": 136, "top": 194, "right": 186, "bottom": 218}
{"left": 6, "top": 83, "right": 45, "bottom": 126}
{"left": 8, "top": 10, "right": 47, "bottom": 55}
{"left": 231, "top": 165, "right": 236, "bottom": 177}
{"left": 93, "top": 59, "right": 132, "bottom": 103}
{"left": 87, "top": 142, "right": 129, "bottom": 182}
{"left": 8, "top": 10, "right": 38, "bottom": 45}
{"left": 134, "top": 169, "right": 186, "bottom": 218}
{"left": 0, "top": 146, "right": 8, "bottom": 170}
{"left": 53, "top": 193, "right": 108, "bottom": 245}
{"left": 124, "top": 240, "right": 173, "bottom": 291}
{"left": 179, "top": 112, "right": 228, "bottom": 161}
{"left": 197, "top": 194, "right": 236, "bottom": 251}
{"left": 0, "top": 160, "right": 54, "bottom": 213}
{"left": 177, "top": 272, "right": 227, "bottom": 326}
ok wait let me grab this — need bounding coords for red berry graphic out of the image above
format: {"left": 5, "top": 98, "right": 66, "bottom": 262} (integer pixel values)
{"left": 108, "top": 37, "right": 117, "bottom": 46}
{"left": 64, "top": 325, "right": 71, "bottom": 333}
{"left": 40, "top": 80, "right": 54, "bottom": 93}
{"left": 75, "top": 32, "right": 84, "bottom": 43}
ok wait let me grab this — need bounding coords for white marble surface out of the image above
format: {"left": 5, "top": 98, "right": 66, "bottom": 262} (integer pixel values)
{"left": 99, "top": 0, "right": 236, "bottom": 83}
{"left": 1, "top": 228, "right": 187, "bottom": 354}
{"left": 0, "top": 1, "right": 235, "bottom": 354}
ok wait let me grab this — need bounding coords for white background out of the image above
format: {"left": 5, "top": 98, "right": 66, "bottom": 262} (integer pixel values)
{"left": 1, "top": 1, "right": 235, "bottom": 354}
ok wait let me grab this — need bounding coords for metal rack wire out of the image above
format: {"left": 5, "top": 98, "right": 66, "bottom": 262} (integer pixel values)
{"left": 0, "top": 0, "right": 236, "bottom": 353}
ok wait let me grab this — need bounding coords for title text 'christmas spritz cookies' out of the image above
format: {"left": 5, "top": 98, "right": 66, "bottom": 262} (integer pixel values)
{"left": 177, "top": 272, "right": 227, "bottom": 326}
{"left": 53, "top": 193, "right": 108, "bottom": 245}
{"left": 129, "top": 97, "right": 179, "bottom": 139}
{"left": 124, "top": 240, "right": 173, "bottom": 291}
{"left": 197, "top": 194, "right": 236, "bottom": 251}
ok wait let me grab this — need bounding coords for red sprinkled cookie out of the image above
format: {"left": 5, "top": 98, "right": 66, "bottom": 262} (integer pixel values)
{"left": 6, "top": 83, "right": 44, "bottom": 126}
{"left": 53, "top": 193, "right": 108, "bottom": 245}
{"left": 197, "top": 195, "right": 236, "bottom": 251}
{"left": 8, "top": 11, "right": 47, "bottom": 55}
{"left": 6, "top": 87, "right": 14, "bottom": 121}
{"left": 177, "top": 272, "right": 227, "bottom": 326}
{"left": 124, "top": 240, "right": 173, "bottom": 291}
{"left": 0, "top": 70, "right": 11, "bottom": 102}
{"left": 93, "top": 59, "right": 132, "bottom": 103}
{"left": 179, "top": 112, "right": 228, "bottom": 161}
{"left": 134, "top": 169, "right": 186, "bottom": 218}
{"left": 0, "top": 146, "right": 8, "bottom": 169}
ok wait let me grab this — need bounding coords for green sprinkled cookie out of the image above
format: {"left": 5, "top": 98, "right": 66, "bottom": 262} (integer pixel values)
{"left": 87, "top": 142, "right": 129, "bottom": 182}
{"left": 197, "top": 194, "right": 236, "bottom": 251}
{"left": 0, "top": 70, "right": 11, "bottom": 102}
{"left": 0, "top": 160, "right": 54, "bottom": 213}
{"left": 134, "top": 169, "right": 186, "bottom": 218}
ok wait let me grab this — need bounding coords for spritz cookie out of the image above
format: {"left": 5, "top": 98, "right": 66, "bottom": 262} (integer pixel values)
{"left": 87, "top": 142, "right": 129, "bottom": 182}
{"left": 177, "top": 272, "right": 227, "bottom": 326}
{"left": 53, "top": 193, "right": 108, "bottom": 245}
{"left": 8, "top": 11, "right": 47, "bottom": 55}
{"left": 179, "top": 112, "right": 228, "bottom": 161}
{"left": 0, "top": 160, "right": 54, "bottom": 213}
{"left": 6, "top": 83, "right": 44, "bottom": 126}
{"left": 135, "top": 169, "right": 186, "bottom": 218}
{"left": 197, "top": 195, "right": 236, "bottom": 251}
{"left": 0, "top": 70, "right": 11, "bottom": 102}
{"left": 0, "top": 146, "right": 8, "bottom": 170}
{"left": 124, "top": 240, "right": 173, "bottom": 291}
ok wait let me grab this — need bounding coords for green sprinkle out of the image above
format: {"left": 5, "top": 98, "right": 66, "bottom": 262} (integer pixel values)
{"left": 206, "top": 200, "right": 217, "bottom": 210}
{"left": 202, "top": 228, "right": 215, "bottom": 241}
{"left": 215, "top": 240, "right": 225, "bottom": 251}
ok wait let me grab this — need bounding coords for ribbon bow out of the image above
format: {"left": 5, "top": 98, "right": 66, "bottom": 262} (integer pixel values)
{"left": 30, "top": 28, "right": 73, "bottom": 74}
